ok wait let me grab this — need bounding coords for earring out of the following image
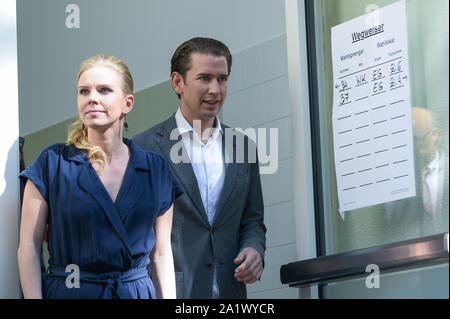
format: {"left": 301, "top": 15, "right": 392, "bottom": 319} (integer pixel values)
{"left": 124, "top": 116, "right": 129, "bottom": 132}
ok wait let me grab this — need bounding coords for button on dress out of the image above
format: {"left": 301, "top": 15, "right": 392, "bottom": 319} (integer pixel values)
{"left": 19, "top": 138, "right": 183, "bottom": 299}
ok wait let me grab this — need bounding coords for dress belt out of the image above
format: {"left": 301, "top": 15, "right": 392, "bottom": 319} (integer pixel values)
{"left": 47, "top": 266, "right": 149, "bottom": 299}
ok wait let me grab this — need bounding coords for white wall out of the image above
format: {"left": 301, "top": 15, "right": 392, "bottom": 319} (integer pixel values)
{"left": 0, "top": 0, "right": 21, "bottom": 298}
{"left": 284, "top": 0, "right": 318, "bottom": 298}
{"left": 17, "top": 0, "right": 286, "bottom": 136}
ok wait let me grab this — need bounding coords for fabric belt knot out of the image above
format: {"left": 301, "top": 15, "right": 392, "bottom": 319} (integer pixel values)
{"left": 48, "top": 266, "right": 149, "bottom": 299}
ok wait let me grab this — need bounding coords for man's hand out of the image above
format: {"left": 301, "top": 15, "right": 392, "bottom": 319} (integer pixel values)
{"left": 233, "top": 247, "right": 263, "bottom": 284}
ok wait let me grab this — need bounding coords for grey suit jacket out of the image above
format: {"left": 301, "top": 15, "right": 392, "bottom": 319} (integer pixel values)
{"left": 133, "top": 114, "right": 266, "bottom": 299}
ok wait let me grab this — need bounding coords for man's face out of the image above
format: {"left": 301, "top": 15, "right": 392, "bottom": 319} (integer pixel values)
{"left": 173, "top": 52, "right": 229, "bottom": 125}
{"left": 412, "top": 107, "right": 442, "bottom": 164}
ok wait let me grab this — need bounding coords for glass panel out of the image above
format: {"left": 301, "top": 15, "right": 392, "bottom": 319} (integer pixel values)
{"left": 324, "top": 263, "right": 449, "bottom": 299}
{"left": 314, "top": 0, "right": 449, "bottom": 298}
{"left": 318, "top": 0, "right": 449, "bottom": 254}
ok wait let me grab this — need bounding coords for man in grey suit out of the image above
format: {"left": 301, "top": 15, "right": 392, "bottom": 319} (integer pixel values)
{"left": 133, "top": 37, "right": 266, "bottom": 298}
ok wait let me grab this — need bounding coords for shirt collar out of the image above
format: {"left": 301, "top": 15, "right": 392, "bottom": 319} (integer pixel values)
{"left": 175, "top": 107, "right": 223, "bottom": 141}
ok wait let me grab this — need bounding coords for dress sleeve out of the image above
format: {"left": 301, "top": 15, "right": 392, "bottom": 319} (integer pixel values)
{"left": 19, "top": 147, "right": 50, "bottom": 204}
{"left": 152, "top": 153, "right": 184, "bottom": 216}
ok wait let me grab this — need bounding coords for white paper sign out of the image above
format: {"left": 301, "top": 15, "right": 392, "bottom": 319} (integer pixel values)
{"left": 331, "top": 0, "right": 416, "bottom": 217}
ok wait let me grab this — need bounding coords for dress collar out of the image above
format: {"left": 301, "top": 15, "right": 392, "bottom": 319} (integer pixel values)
{"left": 65, "top": 138, "right": 150, "bottom": 171}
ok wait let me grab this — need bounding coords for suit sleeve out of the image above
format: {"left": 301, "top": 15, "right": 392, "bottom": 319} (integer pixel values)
{"left": 238, "top": 149, "right": 266, "bottom": 263}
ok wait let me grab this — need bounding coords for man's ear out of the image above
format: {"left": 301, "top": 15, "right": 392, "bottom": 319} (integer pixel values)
{"left": 171, "top": 72, "right": 184, "bottom": 96}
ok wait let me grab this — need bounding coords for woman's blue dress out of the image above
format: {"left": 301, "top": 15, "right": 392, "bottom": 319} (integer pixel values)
{"left": 20, "top": 138, "right": 183, "bottom": 299}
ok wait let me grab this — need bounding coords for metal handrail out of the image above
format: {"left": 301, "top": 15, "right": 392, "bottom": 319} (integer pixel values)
{"left": 280, "top": 232, "right": 449, "bottom": 287}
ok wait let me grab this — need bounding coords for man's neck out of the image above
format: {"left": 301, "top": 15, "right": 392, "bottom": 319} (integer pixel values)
{"left": 179, "top": 107, "right": 217, "bottom": 143}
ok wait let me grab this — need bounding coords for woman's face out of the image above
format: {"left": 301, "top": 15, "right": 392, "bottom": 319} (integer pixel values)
{"left": 77, "top": 65, "right": 133, "bottom": 132}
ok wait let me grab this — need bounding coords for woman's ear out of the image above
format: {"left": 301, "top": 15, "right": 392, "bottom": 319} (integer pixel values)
{"left": 124, "top": 94, "right": 134, "bottom": 114}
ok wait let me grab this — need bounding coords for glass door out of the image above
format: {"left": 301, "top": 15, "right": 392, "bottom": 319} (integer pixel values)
{"left": 311, "top": 0, "right": 449, "bottom": 298}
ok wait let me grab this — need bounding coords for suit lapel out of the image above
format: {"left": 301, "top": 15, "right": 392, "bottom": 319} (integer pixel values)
{"left": 156, "top": 116, "right": 210, "bottom": 226}
{"left": 212, "top": 131, "right": 240, "bottom": 225}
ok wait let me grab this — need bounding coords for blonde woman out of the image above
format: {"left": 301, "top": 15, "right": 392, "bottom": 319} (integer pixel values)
{"left": 18, "top": 55, "right": 182, "bottom": 299}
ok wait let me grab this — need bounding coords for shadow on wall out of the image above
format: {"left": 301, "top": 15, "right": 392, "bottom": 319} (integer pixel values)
{"left": 1, "top": 138, "right": 19, "bottom": 199}
{"left": 0, "top": 137, "right": 21, "bottom": 298}
{"left": 0, "top": 137, "right": 20, "bottom": 205}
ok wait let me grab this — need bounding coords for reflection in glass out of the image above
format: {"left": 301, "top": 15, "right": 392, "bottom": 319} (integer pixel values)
{"left": 320, "top": 0, "right": 449, "bottom": 253}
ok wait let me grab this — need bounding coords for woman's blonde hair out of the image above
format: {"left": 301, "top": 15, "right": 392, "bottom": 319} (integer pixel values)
{"left": 67, "top": 54, "right": 133, "bottom": 173}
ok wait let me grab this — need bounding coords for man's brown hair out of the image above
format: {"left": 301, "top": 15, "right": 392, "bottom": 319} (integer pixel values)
{"left": 171, "top": 37, "right": 232, "bottom": 99}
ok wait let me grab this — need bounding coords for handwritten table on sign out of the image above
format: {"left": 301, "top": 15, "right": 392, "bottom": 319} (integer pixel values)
{"left": 331, "top": 0, "right": 415, "bottom": 216}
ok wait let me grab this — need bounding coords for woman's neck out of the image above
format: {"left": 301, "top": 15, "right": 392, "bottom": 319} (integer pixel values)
{"left": 87, "top": 128, "right": 128, "bottom": 162}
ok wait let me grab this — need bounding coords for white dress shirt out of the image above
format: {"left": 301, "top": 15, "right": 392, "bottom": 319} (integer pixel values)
{"left": 423, "top": 151, "right": 446, "bottom": 217}
{"left": 175, "top": 107, "right": 225, "bottom": 298}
